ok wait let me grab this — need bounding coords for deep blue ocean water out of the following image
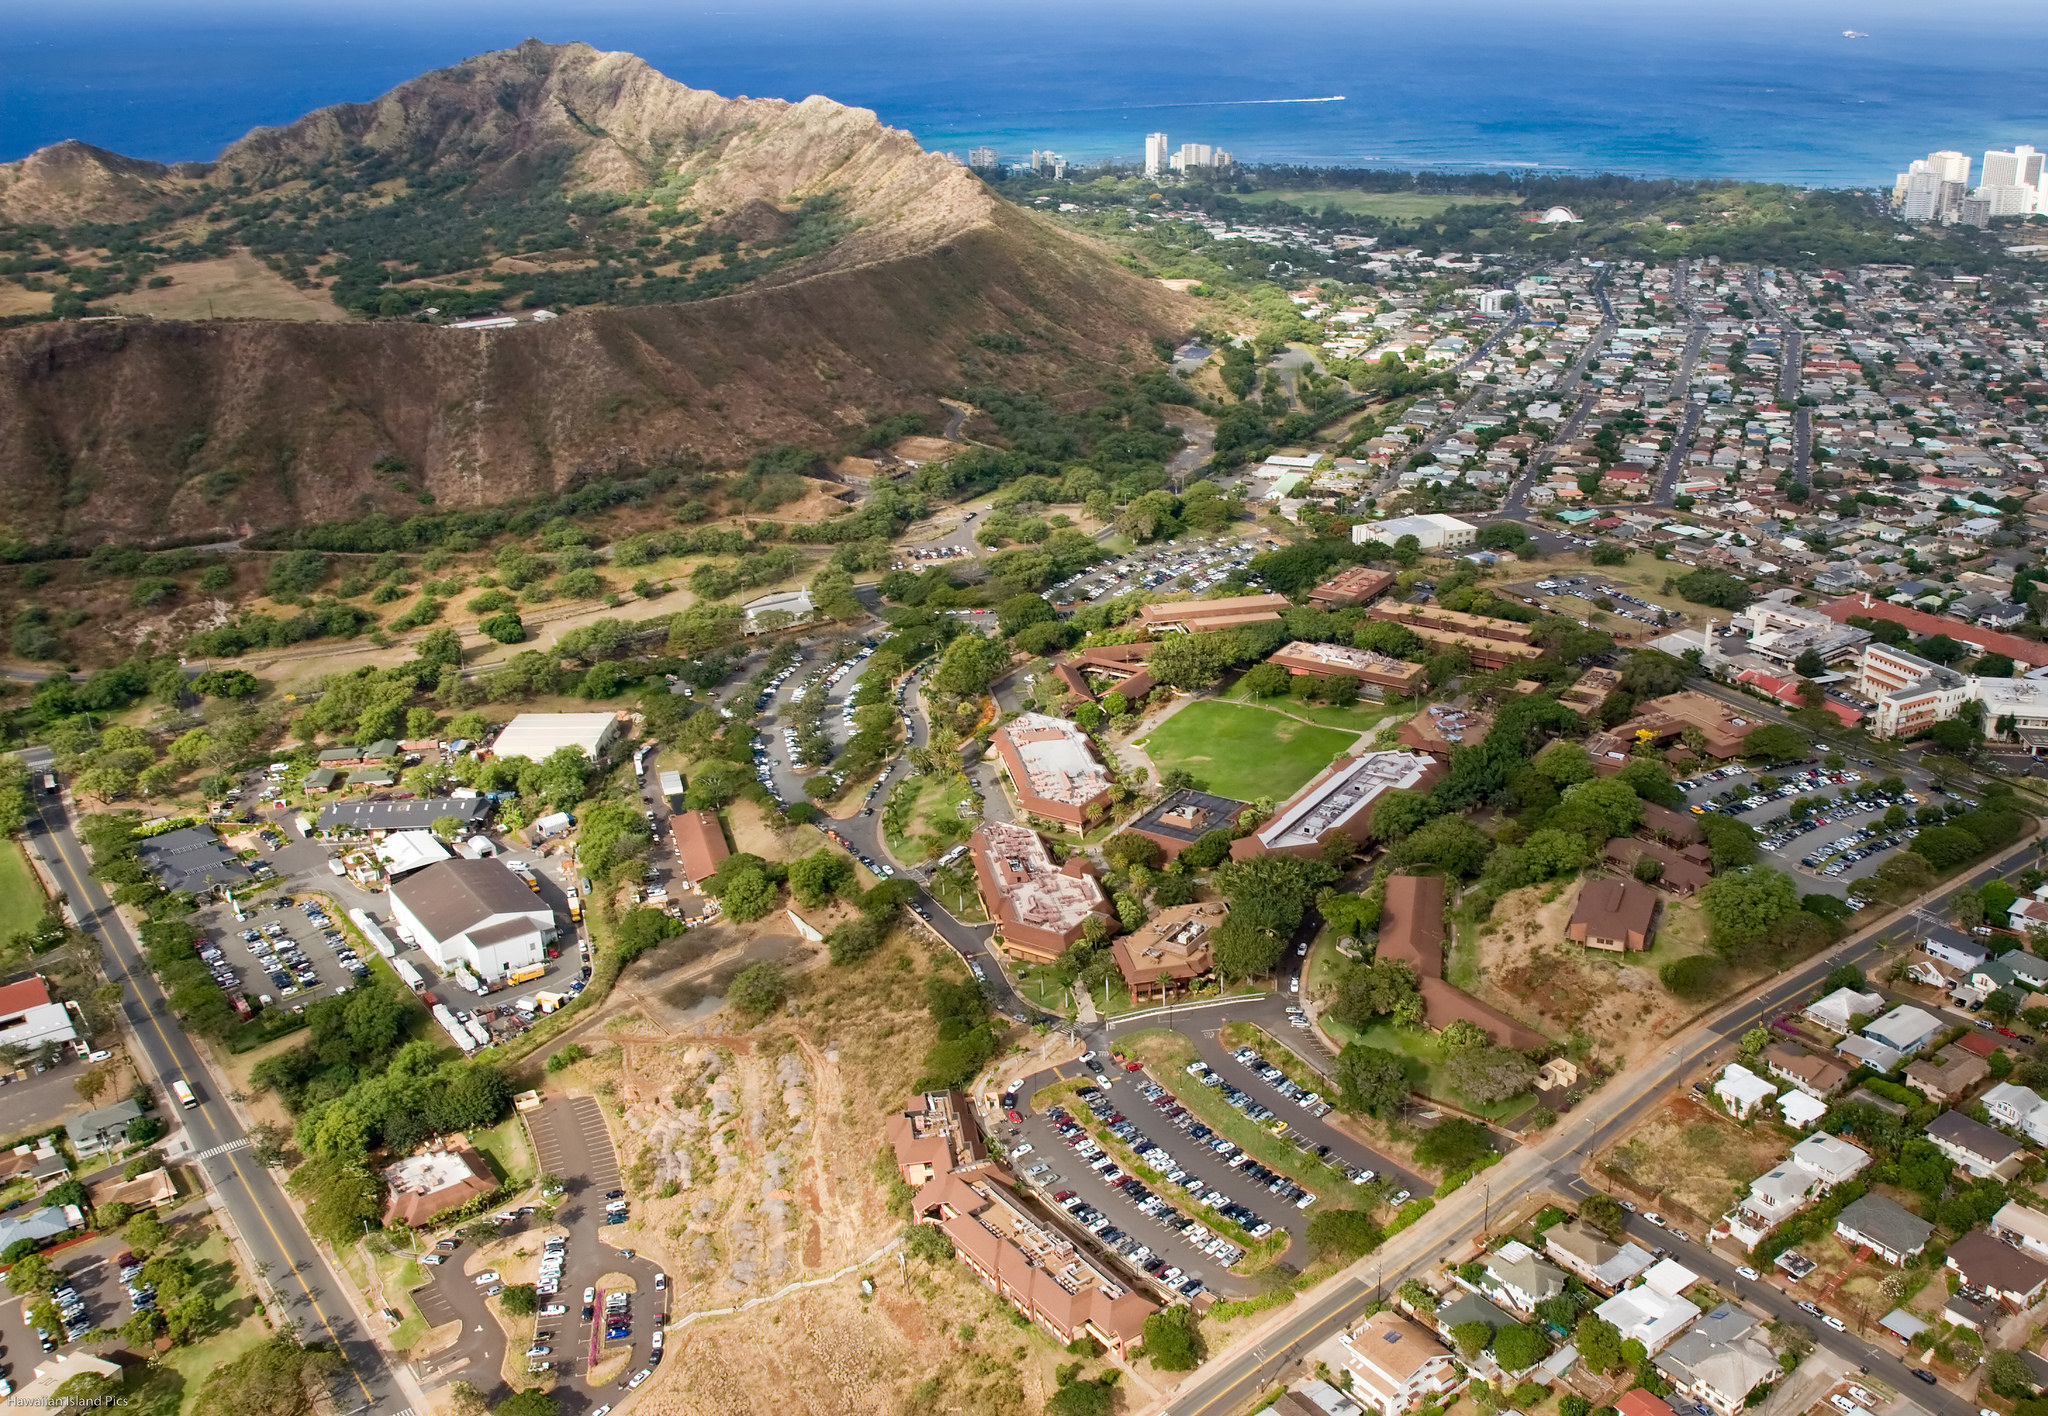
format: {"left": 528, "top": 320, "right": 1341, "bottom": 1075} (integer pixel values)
{"left": 7, "top": 0, "right": 2048, "bottom": 187}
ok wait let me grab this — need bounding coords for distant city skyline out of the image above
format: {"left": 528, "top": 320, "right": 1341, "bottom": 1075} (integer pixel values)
{"left": 1894, "top": 143, "right": 2046, "bottom": 224}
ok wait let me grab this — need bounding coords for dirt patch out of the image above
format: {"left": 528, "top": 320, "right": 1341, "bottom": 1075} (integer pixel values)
{"left": 726, "top": 797, "right": 794, "bottom": 861}
{"left": 105, "top": 252, "right": 348, "bottom": 321}
{"left": 1598, "top": 1096, "right": 1789, "bottom": 1226}
{"left": 1471, "top": 883, "right": 1735, "bottom": 1072}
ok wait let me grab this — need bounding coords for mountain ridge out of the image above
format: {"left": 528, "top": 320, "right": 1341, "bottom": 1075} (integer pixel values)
{"left": 0, "top": 41, "right": 1188, "bottom": 546}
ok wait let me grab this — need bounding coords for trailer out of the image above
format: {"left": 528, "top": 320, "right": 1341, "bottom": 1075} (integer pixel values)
{"left": 392, "top": 958, "right": 426, "bottom": 991}
{"left": 348, "top": 909, "right": 399, "bottom": 959}
{"left": 564, "top": 889, "right": 582, "bottom": 923}
{"left": 464, "top": 1018, "right": 493, "bottom": 1049}
{"left": 432, "top": 1003, "right": 478, "bottom": 1054}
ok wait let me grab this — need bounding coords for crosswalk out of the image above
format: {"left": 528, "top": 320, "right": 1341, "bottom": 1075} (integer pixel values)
{"left": 192, "top": 1137, "right": 253, "bottom": 1161}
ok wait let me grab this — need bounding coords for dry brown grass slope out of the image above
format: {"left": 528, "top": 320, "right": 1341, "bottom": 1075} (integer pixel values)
{"left": 0, "top": 40, "right": 1190, "bottom": 544}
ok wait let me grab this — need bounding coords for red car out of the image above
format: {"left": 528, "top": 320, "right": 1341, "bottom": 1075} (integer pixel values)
{"left": 1124, "top": 1061, "right": 1142, "bottom": 1072}
{"left": 1998, "top": 1027, "right": 2022, "bottom": 1039}
{"left": 1005, "top": 1108, "right": 1022, "bottom": 1124}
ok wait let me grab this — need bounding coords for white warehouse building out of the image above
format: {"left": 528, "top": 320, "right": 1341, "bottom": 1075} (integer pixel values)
{"left": 388, "top": 859, "right": 554, "bottom": 981}
{"left": 1353, "top": 513, "right": 1478, "bottom": 552}
{"left": 488, "top": 712, "right": 628, "bottom": 764}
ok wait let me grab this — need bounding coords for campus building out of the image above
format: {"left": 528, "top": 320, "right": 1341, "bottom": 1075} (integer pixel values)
{"left": 968, "top": 822, "right": 1118, "bottom": 963}
{"left": 1377, "top": 874, "right": 1544, "bottom": 1048}
{"left": 1231, "top": 751, "right": 1443, "bottom": 861}
{"left": 381, "top": 1136, "right": 497, "bottom": 1227}
{"left": 910, "top": 1172, "right": 1154, "bottom": 1357}
{"left": 1265, "top": 641, "right": 1426, "bottom": 694}
{"left": 991, "top": 713, "right": 1113, "bottom": 830}
{"left": 1136, "top": 593, "right": 1291, "bottom": 635}
{"left": 1308, "top": 566, "right": 1397, "bottom": 609}
{"left": 1567, "top": 877, "right": 1659, "bottom": 951}
{"left": 1820, "top": 594, "right": 2045, "bottom": 672}
{"left": 1124, "top": 787, "right": 1251, "bottom": 862}
{"left": 884, "top": 1091, "right": 987, "bottom": 1187}
{"left": 1111, "top": 901, "right": 1227, "bottom": 1000}
{"left": 671, "top": 810, "right": 731, "bottom": 889}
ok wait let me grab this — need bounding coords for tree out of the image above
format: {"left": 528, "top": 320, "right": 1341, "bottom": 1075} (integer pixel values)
{"left": 1367, "top": 789, "right": 1437, "bottom": 843}
{"left": 191, "top": 668, "right": 261, "bottom": 698}
{"left": 1575, "top": 1313, "right": 1625, "bottom": 1374}
{"left": 1556, "top": 777, "right": 1643, "bottom": 840}
{"left": 1698, "top": 814, "right": 1760, "bottom": 869}
{"left": 904, "top": 1223, "right": 954, "bottom": 1264}
{"left": 6, "top": 1251, "right": 56, "bottom": 1295}
{"left": 1579, "top": 1194, "right": 1628, "bottom": 1243}
{"left": 479, "top": 611, "right": 527, "bottom": 644}
{"left": 494, "top": 1392, "right": 561, "bottom": 1416}
{"left": 1443, "top": 1046, "right": 1539, "bottom": 1104}
{"left": 1673, "top": 568, "right": 1752, "bottom": 611}
{"left": 727, "top": 963, "right": 788, "bottom": 1021}
{"left": 1412, "top": 1118, "right": 1493, "bottom": 1172}
{"left": 1493, "top": 1322, "right": 1549, "bottom": 1372}
{"left": 787, "top": 849, "right": 856, "bottom": 908}
{"left": 707, "top": 859, "right": 778, "bottom": 922}
{"left": 1987, "top": 1348, "right": 2039, "bottom": 1400}
{"left": 1698, "top": 867, "right": 1799, "bottom": 951}
{"left": 1659, "top": 953, "right": 1728, "bottom": 1001}
{"left": 195, "top": 1336, "right": 337, "bottom": 1416}
{"left": 1103, "top": 833, "right": 1165, "bottom": 871}
{"left": 1305, "top": 1208, "right": 1383, "bottom": 1259}
{"left": 1046, "top": 1378, "right": 1117, "bottom": 1416}
{"left": 1532, "top": 741, "right": 1596, "bottom": 787}
{"left": 499, "top": 1283, "right": 537, "bottom": 1316}
{"left": 929, "top": 633, "right": 1010, "bottom": 699}
{"left": 1241, "top": 662, "right": 1293, "bottom": 698}
{"left": 1141, "top": 1304, "right": 1204, "bottom": 1371}
{"left": 1395, "top": 816, "right": 1494, "bottom": 877}
{"left": 1451, "top": 1320, "right": 1495, "bottom": 1361}
{"left": 1741, "top": 724, "right": 1810, "bottom": 763}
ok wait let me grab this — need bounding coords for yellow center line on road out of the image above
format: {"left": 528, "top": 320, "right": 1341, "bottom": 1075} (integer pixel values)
{"left": 35, "top": 802, "right": 379, "bottom": 1406}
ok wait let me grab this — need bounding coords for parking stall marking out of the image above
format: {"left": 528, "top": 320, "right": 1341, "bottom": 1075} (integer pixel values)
{"left": 411, "top": 1282, "right": 459, "bottom": 1328}
{"left": 570, "top": 1096, "right": 622, "bottom": 1189}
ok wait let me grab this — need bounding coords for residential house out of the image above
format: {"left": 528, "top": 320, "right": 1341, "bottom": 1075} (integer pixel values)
{"left": 1714, "top": 1064, "right": 1776, "bottom": 1120}
{"left": 1835, "top": 1192, "right": 1936, "bottom": 1264}
{"left": 1927, "top": 1110, "right": 2027, "bottom": 1179}
{"left": 0, "top": 976, "right": 79, "bottom": 1052}
{"left": 1947, "top": 1229, "right": 2048, "bottom": 1309}
{"left": 1906, "top": 956, "right": 1968, "bottom": 991}
{"left": 1836, "top": 1036, "right": 1907, "bottom": 1073}
{"left": 1479, "top": 1239, "right": 1567, "bottom": 1314}
{"left": 1335, "top": 1312, "right": 1466, "bottom": 1416}
{"left": 1544, "top": 1222, "right": 1655, "bottom": 1292}
{"left": 1568, "top": 877, "right": 1660, "bottom": 951}
{"left": 1863, "top": 1004, "right": 1943, "bottom": 1056}
{"left": 1653, "top": 1305, "right": 1781, "bottom": 1416}
{"left": 1761, "top": 1045, "right": 1847, "bottom": 1099}
{"left": 1719, "top": 1132, "right": 1870, "bottom": 1249}
{"left": 1617, "top": 1393, "right": 1678, "bottom": 1416}
{"left": 1903, "top": 1049, "right": 1991, "bottom": 1105}
{"left": 1924, "top": 938, "right": 1990, "bottom": 971}
{"left": 65, "top": 1099, "right": 144, "bottom": 1158}
{"left": 1596, "top": 1283, "right": 1700, "bottom": 1355}
{"left": 1971, "top": 952, "right": 2048, "bottom": 997}
{"left": 1984, "top": 1082, "right": 2048, "bottom": 1145}
{"left": 1804, "top": 986, "right": 1885, "bottom": 1033}
{"left": 1990, "top": 1200, "right": 2048, "bottom": 1260}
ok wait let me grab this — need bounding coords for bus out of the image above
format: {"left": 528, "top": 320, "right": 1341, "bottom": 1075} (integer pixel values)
{"left": 170, "top": 1079, "right": 198, "bottom": 1109}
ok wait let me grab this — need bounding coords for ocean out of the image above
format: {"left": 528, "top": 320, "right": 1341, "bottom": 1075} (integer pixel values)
{"left": 7, "top": 0, "right": 2048, "bottom": 187}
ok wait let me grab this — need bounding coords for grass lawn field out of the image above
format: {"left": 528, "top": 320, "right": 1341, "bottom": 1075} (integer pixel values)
{"left": 1222, "top": 680, "right": 1411, "bottom": 735}
{"left": 1137, "top": 700, "right": 1355, "bottom": 803}
{"left": 1316, "top": 1013, "right": 1534, "bottom": 1122}
{"left": 0, "top": 839, "right": 45, "bottom": 940}
{"left": 1234, "top": 190, "right": 1520, "bottom": 219}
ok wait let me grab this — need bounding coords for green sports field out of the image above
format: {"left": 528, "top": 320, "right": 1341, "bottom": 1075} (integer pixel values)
{"left": 0, "top": 840, "right": 43, "bottom": 940}
{"left": 1137, "top": 701, "right": 1355, "bottom": 803}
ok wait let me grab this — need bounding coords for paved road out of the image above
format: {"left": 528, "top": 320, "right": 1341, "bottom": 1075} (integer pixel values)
{"left": 1145, "top": 836, "right": 2045, "bottom": 1416}
{"left": 20, "top": 748, "right": 412, "bottom": 1416}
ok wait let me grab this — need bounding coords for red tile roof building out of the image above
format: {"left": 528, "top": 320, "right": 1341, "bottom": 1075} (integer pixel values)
{"left": 671, "top": 810, "right": 731, "bottom": 888}
{"left": 969, "top": 823, "right": 1118, "bottom": 963}
{"left": 991, "top": 714, "right": 1113, "bottom": 830}
{"left": 1111, "top": 901, "right": 1227, "bottom": 999}
{"left": 1379, "top": 875, "right": 1544, "bottom": 1048}
{"left": 883, "top": 1091, "right": 986, "bottom": 1187}
{"left": 1137, "top": 593, "right": 1291, "bottom": 634}
{"left": 1266, "top": 641, "right": 1426, "bottom": 693}
{"left": 1821, "top": 594, "right": 2044, "bottom": 671}
{"left": 1309, "top": 567, "right": 1397, "bottom": 609}
{"left": 1567, "top": 877, "right": 1660, "bottom": 951}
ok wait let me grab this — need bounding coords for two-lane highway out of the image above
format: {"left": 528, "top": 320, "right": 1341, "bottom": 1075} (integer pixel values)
{"left": 20, "top": 748, "right": 411, "bottom": 1416}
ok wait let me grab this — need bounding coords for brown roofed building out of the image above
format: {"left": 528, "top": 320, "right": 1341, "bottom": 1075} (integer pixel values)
{"left": 1603, "top": 837, "right": 1712, "bottom": 896}
{"left": 1639, "top": 802, "right": 1703, "bottom": 845}
{"left": 1381, "top": 874, "right": 1545, "bottom": 1049}
{"left": 671, "top": 809, "right": 731, "bottom": 887}
{"left": 1138, "top": 593, "right": 1292, "bottom": 635}
{"left": 1267, "top": 641, "right": 1425, "bottom": 693}
{"left": 1376, "top": 619, "right": 1547, "bottom": 670}
{"left": 1567, "top": 878, "right": 1659, "bottom": 952}
{"left": 970, "top": 822, "right": 1118, "bottom": 962}
{"left": 883, "top": 1090, "right": 987, "bottom": 1186}
{"left": 1904, "top": 1050, "right": 1991, "bottom": 1105}
{"left": 1560, "top": 667, "right": 1625, "bottom": 717}
{"left": 1367, "top": 603, "right": 1536, "bottom": 645}
{"left": 1947, "top": 1228, "right": 2048, "bottom": 1308}
{"left": 1112, "top": 901, "right": 1227, "bottom": 1000}
{"left": 86, "top": 1166, "right": 175, "bottom": 1211}
{"left": 1309, "top": 566, "right": 1397, "bottom": 609}
{"left": 381, "top": 1137, "right": 496, "bottom": 1227}
{"left": 1068, "top": 643, "right": 1160, "bottom": 702}
{"left": 1762, "top": 1044, "right": 1848, "bottom": 1098}
{"left": 992, "top": 713, "right": 1113, "bottom": 830}
{"left": 1396, "top": 704, "right": 1493, "bottom": 759}
{"left": 1126, "top": 788, "right": 1252, "bottom": 862}
{"left": 1603, "top": 692, "right": 1759, "bottom": 760}
{"left": 912, "top": 1173, "right": 1155, "bottom": 1357}
{"left": 1334, "top": 1311, "right": 1466, "bottom": 1416}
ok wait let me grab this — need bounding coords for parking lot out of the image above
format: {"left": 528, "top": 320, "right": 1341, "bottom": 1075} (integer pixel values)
{"left": 190, "top": 892, "right": 369, "bottom": 1013}
{"left": 1677, "top": 759, "right": 1927, "bottom": 897}
{"left": 1050, "top": 535, "right": 1259, "bottom": 607}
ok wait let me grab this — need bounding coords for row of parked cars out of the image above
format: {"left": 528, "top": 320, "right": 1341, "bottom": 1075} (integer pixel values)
{"left": 1057, "top": 1091, "right": 1266, "bottom": 1246}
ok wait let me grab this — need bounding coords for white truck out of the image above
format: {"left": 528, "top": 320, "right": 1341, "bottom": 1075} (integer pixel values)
{"left": 432, "top": 1003, "right": 478, "bottom": 1054}
{"left": 347, "top": 909, "right": 398, "bottom": 959}
{"left": 392, "top": 958, "right": 426, "bottom": 991}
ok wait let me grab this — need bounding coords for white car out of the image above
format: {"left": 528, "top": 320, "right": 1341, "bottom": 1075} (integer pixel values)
{"left": 422, "top": 1254, "right": 446, "bottom": 1265}
{"left": 1830, "top": 1399, "right": 1860, "bottom": 1415}
{"left": 1012, "top": 1143, "right": 1033, "bottom": 1158}
{"left": 1822, "top": 1315, "right": 1847, "bottom": 1332}
{"left": 1735, "top": 1265, "right": 1759, "bottom": 1280}
{"left": 541, "top": 1304, "right": 566, "bottom": 1316}
{"left": 474, "top": 1272, "right": 501, "bottom": 1285}
{"left": 1644, "top": 1213, "right": 1666, "bottom": 1227}
{"left": 629, "top": 1369, "right": 652, "bottom": 1389}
